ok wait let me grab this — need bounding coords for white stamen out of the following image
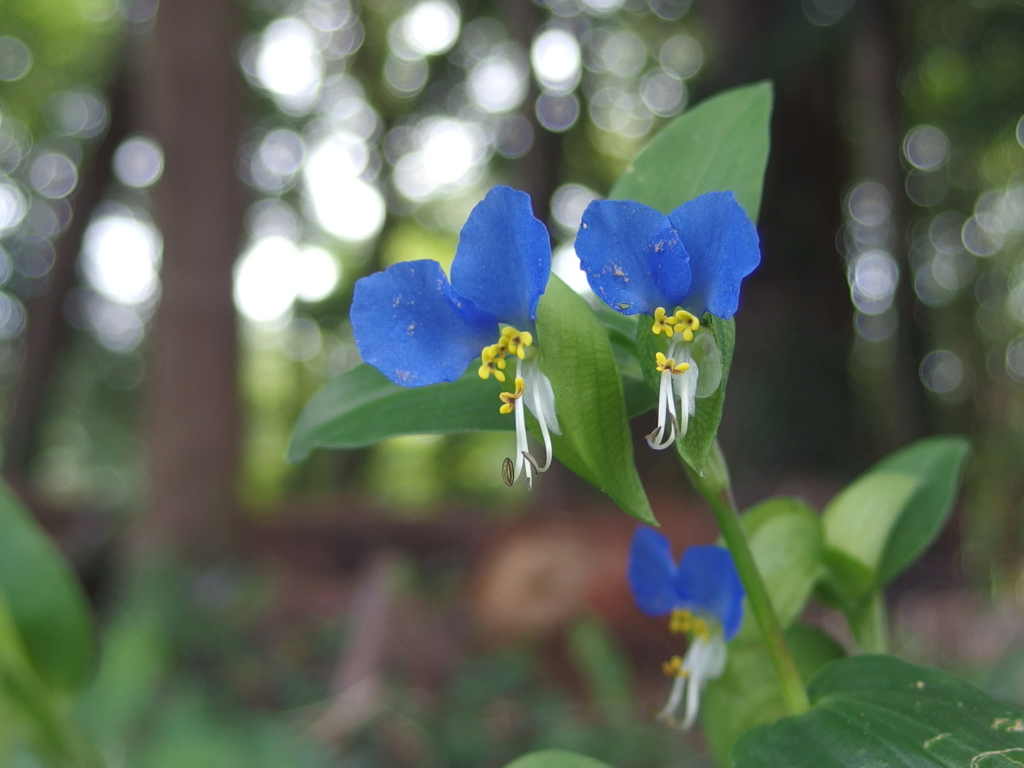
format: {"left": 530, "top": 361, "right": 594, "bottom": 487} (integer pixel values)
{"left": 659, "top": 633, "right": 728, "bottom": 730}
{"left": 658, "top": 672, "right": 688, "bottom": 722}
{"left": 523, "top": 361, "right": 560, "bottom": 472}
{"left": 512, "top": 358, "right": 533, "bottom": 489}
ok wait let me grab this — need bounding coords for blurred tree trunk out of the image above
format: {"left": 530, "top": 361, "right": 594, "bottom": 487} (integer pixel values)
{"left": 138, "top": 0, "right": 245, "bottom": 560}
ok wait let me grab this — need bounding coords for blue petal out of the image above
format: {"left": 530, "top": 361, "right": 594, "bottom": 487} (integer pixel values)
{"left": 351, "top": 260, "right": 497, "bottom": 386}
{"left": 667, "top": 191, "right": 760, "bottom": 319}
{"left": 627, "top": 527, "right": 680, "bottom": 616}
{"left": 576, "top": 200, "right": 691, "bottom": 316}
{"left": 450, "top": 186, "right": 551, "bottom": 329}
{"left": 672, "top": 545, "right": 745, "bottom": 640}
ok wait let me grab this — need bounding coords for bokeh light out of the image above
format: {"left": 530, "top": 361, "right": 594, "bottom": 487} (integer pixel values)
{"left": 113, "top": 136, "right": 165, "bottom": 188}
{"left": 536, "top": 92, "right": 580, "bottom": 133}
{"left": 0, "top": 37, "right": 31, "bottom": 81}
{"left": 399, "top": 0, "right": 460, "bottom": 56}
{"left": 46, "top": 89, "right": 107, "bottom": 139}
{"left": 303, "top": 132, "right": 385, "bottom": 241}
{"left": 29, "top": 153, "right": 78, "bottom": 199}
{"left": 255, "top": 17, "right": 323, "bottom": 113}
{"left": 531, "top": 29, "right": 581, "bottom": 94}
{"left": 920, "top": 349, "right": 967, "bottom": 400}
{"left": 81, "top": 213, "right": 163, "bottom": 305}
{"left": 903, "top": 125, "right": 949, "bottom": 171}
{"left": 468, "top": 45, "right": 529, "bottom": 113}
{"left": 233, "top": 236, "right": 340, "bottom": 323}
{"left": 393, "top": 117, "right": 488, "bottom": 201}
{"left": 0, "top": 181, "right": 27, "bottom": 232}
{"left": 802, "top": 0, "right": 853, "bottom": 26}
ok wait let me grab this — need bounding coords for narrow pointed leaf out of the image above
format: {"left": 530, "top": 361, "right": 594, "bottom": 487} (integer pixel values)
{"left": 820, "top": 436, "right": 970, "bottom": 601}
{"left": 0, "top": 481, "right": 93, "bottom": 694}
{"left": 611, "top": 82, "right": 773, "bottom": 221}
{"left": 536, "top": 275, "right": 655, "bottom": 524}
{"left": 733, "top": 655, "right": 1024, "bottom": 768}
{"left": 288, "top": 364, "right": 511, "bottom": 462}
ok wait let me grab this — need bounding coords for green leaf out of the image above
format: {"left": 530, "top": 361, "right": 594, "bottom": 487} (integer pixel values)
{"left": 503, "top": 750, "right": 610, "bottom": 768}
{"left": 635, "top": 315, "right": 736, "bottom": 472}
{"left": 733, "top": 655, "right": 1024, "bottom": 768}
{"left": 875, "top": 436, "right": 970, "bottom": 584}
{"left": 822, "top": 472, "right": 920, "bottom": 583}
{"left": 821, "top": 436, "right": 970, "bottom": 596}
{"left": 0, "top": 594, "right": 101, "bottom": 768}
{"left": 288, "top": 364, "right": 511, "bottom": 463}
{"left": 610, "top": 81, "right": 773, "bottom": 220}
{"left": 568, "top": 618, "right": 633, "bottom": 727}
{"left": 741, "top": 497, "right": 825, "bottom": 629}
{"left": 673, "top": 317, "right": 735, "bottom": 472}
{"left": 0, "top": 481, "right": 93, "bottom": 694}
{"left": 595, "top": 310, "right": 656, "bottom": 419}
{"left": 536, "top": 276, "right": 655, "bottom": 524}
{"left": 702, "top": 624, "right": 845, "bottom": 766}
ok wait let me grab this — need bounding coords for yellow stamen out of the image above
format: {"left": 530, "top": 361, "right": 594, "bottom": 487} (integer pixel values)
{"left": 478, "top": 344, "right": 508, "bottom": 382}
{"left": 672, "top": 310, "right": 700, "bottom": 342}
{"left": 655, "top": 352, "right": 690, "bottom": 375}
{"left": 651, "top": 306, "right": 677, "bottom": 337}
{"left": 501, "top": 326, "right": 533, "bottom": 360}
{"left": 661, "top": 655, "right": 688, "bottom": 678}
{"left": 651, "top": 307, "right": 701, "bottom": 341}
{"left": 498, "top": 376, "right": 525, "bottom": 415}
{"left": 669, "top": 609, "right": 710, "bottom": 641}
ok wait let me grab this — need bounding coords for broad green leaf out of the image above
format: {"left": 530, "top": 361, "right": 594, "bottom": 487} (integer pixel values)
{"left": 875, "top": 436, "right": 970, "bottom": 584}
{"left": 821, "top": 436, "right": 970, "bottom": 598}
{"left": 504, "top": 750, "right": 610, "bottom": 768}
{"left": 610, "top": 82, "right": 773, "bottom": 221}
{"left": 288, "top": 364, "right": 510, "bottom": 463}
{"left": 822, "top": 471, "right": 920, "bottom": 582}
{"left": 702, "top": 624, "right": 845, "bottom": 767}
{"left": 595, "top": 311, "right": 656, "bottom": 419}
{"left": 536, "top": 276, "right": 654, "bottom": 524}
{"left": 741, "top": 497, "right": 825, "bottom": 629}
{"left": 733, "top": 655, "right": 1024, "bottom": 768}
{"left": 0, "top": 482, "right": 93, "bottom": 693}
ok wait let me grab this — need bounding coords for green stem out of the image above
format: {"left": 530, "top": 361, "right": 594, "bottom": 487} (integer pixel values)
{"left": 849, "top": 590, "right": 889, "bottom": 654}
{"left": 684, "top": 441, "right": 810, "bottom": 716}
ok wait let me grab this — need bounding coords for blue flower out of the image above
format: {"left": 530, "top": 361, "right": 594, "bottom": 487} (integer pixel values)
{"left": 574, "top": 191, "right": 760, "bottom": 449}
{"left": 350, "top": 185, "right": 560, "bottom": 488}
{"left": 628, "top": 526, "right": 745, "bottom": 728}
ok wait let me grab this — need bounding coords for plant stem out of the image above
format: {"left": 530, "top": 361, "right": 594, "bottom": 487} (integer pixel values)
{"left": 684, "top": 441, "right": 811, "bottom": 716}
{"left": 849, "top": 590, "right": 889, "bottom": 654}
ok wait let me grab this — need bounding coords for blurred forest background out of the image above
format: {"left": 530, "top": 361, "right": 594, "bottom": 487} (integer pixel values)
{"left": 3, "top": 0, "right": 1024, "bottom": 764}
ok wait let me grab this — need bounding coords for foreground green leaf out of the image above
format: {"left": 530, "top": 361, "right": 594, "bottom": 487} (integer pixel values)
{"left": 702, "top": 624, "right": 845, "bottom": 766}
{"left": 733, "top": 654, "right": 1024, "bottom": 768}
{"left": 0, "top": 595, "right": 102, "bottom": 768}
{"left": 504, "top": 750, "right": 610, "bottom": 768}
{"left": 610, "top": 81, "right": 773, "bottom": 220}
{"left": 536, "top": 276, "right": 654, "bottom": 523}
{"left": 288, "top": 364, "right": 510, "bottom": 462}
{"left": 0, "top": 482, "right": 93, "bottom": 694}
